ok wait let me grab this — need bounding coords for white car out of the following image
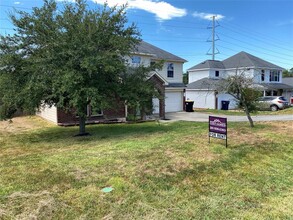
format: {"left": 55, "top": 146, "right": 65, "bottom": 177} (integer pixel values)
{"left": 256, "top": 96, "right": 289, "bottom": 111}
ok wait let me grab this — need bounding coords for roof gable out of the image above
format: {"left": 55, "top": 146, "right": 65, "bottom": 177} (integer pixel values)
{"left": 188, "top": 51, "right": 284, "bottom": 71}
{"left": 133, "top": 41, "right": 187, "bottom": 63}
{"left": 188, "top": 60, "right": 225, "bottom": 71}
{"left": 222, "top": 51, "right": 283, "bottom": 69}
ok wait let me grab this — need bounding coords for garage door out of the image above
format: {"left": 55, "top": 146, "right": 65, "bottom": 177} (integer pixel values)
{"left": 165, "top": 91, "right": 183, "bottom": 112}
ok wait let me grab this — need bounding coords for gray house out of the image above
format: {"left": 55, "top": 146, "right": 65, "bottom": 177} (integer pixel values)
{"left": 186, "top": 52, "right": 293, "bottom": 109}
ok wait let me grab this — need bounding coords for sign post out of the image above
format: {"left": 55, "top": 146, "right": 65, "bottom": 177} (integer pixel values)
{"left": 209, "top": 116, "right": 228, "bottom": 147}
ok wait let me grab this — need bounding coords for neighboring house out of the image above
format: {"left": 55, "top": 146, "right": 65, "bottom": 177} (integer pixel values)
{"left": 283, "top": 77, "right": 293, "bottom": 105}
{"left": 38, "top": 41, "right": 187, "bottom": 125}
{"left": 186, "top": 51, "right": 293, "bottom": 109}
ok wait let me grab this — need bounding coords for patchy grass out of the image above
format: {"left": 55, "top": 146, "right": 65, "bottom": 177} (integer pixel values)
{"left": 195, "top": 106, "right": 293, "bottom": 116}
{"left": 0, "top": 116, "right": 293, "bottom": 219}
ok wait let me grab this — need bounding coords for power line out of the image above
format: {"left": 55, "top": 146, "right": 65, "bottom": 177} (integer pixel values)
{"left": 219, "top": 32, "right": 293, "bottom": 58}
{"left": 221, "top": 25, "right": 293, "bottom": 53}
{"left": 217, "top": 45, "right": 293, "bottom": 66}
{"left": 221, "top": 20, "right": 293, "bottom": 47}
{"left": 0, "top": 4, "right": 33, "bottom": 10}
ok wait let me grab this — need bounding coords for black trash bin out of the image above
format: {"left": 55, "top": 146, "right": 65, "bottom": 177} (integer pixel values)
{"left": 221, "top": 100, "right": 230, "bottom": 110}
{"left": 185, "top": 100, "right": 194, "bottom": 112}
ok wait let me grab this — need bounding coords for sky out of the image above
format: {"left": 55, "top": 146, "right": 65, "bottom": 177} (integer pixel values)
{"left": 1, "top": 0, "right": 293, "bottom": 72}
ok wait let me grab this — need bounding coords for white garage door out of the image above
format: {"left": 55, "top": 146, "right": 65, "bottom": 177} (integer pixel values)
{"left": 165, "top": 91, "right": 183, "bottom": 112}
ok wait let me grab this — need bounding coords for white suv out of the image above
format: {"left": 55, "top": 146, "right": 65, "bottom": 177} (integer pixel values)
{"left": 256, "top": 96, "right": 289, "bottom": 111}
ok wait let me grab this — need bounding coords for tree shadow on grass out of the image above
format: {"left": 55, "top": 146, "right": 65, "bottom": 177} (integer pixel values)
{"left": 10, "top": 121, "right": 203, "bottom": 147}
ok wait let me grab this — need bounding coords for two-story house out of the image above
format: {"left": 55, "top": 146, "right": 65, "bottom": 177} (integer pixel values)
{"left": 186, "top": 51, "right": 293, "bottom": 109}
{"left": 38, "top": 41, "right": 186, "bottom": 125}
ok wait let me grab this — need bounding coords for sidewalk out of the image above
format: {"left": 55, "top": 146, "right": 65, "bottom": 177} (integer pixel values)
{"left": 165, "top": 111, "right": 293, "bottom": 122}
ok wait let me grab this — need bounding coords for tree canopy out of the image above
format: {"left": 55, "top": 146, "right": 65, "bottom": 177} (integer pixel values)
{"left": 222, "top": 71, "right": 261, "bottom": 127}
{"left": 283, "top": 68, "right": 293, "bottom": 77}
{"left": 0, "top": 0, "right": 141, "bottom": 134}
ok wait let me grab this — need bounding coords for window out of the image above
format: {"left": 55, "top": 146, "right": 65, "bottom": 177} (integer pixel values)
{"left": 261, "top": 70, "right": 265, "bottom": 81}
{"left": 215, "top": 70, "right": 219, "bottom": 77}
{"left": 76, "top": 105, "right": 103, "bottom": 118}
{"left": 167, "top": 63, "right": 174, "bottom": 78}
{"left": 269, "top": 70, "right": 280, "bottom": 82}
{"left": 88, "top": 105, "right": 103, "bottom": 116}
{"left": 131, "top": 56, "right": 141, "bottom": 64}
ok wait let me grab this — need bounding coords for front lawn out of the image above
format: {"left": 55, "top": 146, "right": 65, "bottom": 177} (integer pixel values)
{"left": 0, "top": 116, "right": 293, "bottom": 219}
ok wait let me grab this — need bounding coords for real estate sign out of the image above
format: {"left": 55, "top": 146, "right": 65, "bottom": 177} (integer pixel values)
{"left": 209, "top": 116, "right": 228, "bottom": 147}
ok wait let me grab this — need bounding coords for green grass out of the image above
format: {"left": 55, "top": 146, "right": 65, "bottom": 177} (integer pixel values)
{"left": 195, "top": 106, "right": 293, "bottom": 116}
{"left": 0, "top": 116, "right": 293, "bottom": 219}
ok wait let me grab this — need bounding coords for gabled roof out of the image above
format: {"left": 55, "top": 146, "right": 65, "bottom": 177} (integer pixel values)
{"left": 186, "top": 77, "right": 225, "bottom": 90}
{"left": 188, "top": 51, "right": 284, "bottom": 71}
{"left": 188, "top": 60, "right": 225, "bottom": 71}
{"left": 222, "top": 51, "right": 283, "bottom": 69}
{"left": 133, "top": 41, "right": 187, "bottom": 63}
{"left": 259, "top": 83, "right": 293, "bottom": 90}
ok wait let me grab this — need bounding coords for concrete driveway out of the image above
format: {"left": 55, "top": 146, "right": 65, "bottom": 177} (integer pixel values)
{"left": 165, "top": 111, "right": 293, "bottom": 122}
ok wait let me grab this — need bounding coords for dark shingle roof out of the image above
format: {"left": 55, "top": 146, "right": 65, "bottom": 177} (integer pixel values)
{"left": 222, "top": 51, "right": 284, "bottom": 69}
{"left": 188, "top": 51, "right": 284, "bottom": 71}
{"left": 188, "top": 60, "right": 225, "bottom": 71}
{"left": 187, "top": 78, "right": 293, "bottom": 90}
{"left": 260, "top": 83, "right": 293, "bottom": 90}
{"left": 134, "top": 41, "right": 187, "bottom": 63}
{"left": 186, "top": 77, "right": 225, "bottom": 90}
{"left": 282, "top": 77, "right": 293, "bottom": 86}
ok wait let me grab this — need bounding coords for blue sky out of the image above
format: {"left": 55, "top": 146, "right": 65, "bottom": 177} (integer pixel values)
{"left": 1, "top": 0, "right": 293, "bottom": 71}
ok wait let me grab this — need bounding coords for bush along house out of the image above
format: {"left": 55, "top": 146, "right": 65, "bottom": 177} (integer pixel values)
{"left": 186, "top": 51, "right": 293, "bottom": 110}
{"left": 37, "top": 41, "right": 187, "bottom": 125}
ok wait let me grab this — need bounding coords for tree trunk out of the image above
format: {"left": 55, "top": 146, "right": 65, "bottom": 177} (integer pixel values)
{"left": 75, "top": 116, "right": 90, "bottom": 136}
{"left": 140, "top": 107, "right": 146, "bottom": 121}
{"left": 244, "top": 105, "right": 254, "bottom": 128}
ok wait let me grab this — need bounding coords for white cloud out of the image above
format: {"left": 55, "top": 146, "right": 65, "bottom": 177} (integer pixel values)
{"left": 192, "top": 11, "right": 225, "bottom": 21}
{"left": 92, "top": 0, "right": 187, "bottom": 21}
{"left": 14, "top": 1, "right": 21, "bottom": 4}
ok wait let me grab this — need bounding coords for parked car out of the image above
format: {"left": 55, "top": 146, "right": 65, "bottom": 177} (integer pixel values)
{"left": 256, "top": 96, "right": 289, "bottom": 111}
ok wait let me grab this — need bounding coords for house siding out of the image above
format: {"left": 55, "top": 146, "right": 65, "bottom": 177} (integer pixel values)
{"left": 37, "top": 105, "right": 58, "bottom": 124}
{"left": 186, "top": 90, "right": 215, "bottom": 109}
{"left": 188, "top": 70, "right": 209, "bottom": 83}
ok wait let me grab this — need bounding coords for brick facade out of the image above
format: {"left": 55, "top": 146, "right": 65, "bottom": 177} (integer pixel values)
{"left": 149, "top": 74, "right": 165, "bottom": 119}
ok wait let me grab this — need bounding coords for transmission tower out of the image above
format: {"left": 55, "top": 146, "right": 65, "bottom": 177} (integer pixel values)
{"left": 207, "top": 15, "right": 220, "bottom": 60}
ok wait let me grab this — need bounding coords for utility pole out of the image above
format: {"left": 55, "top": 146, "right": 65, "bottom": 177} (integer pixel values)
{"left": 207, "top": 15, "right": 220, "bottom": 60}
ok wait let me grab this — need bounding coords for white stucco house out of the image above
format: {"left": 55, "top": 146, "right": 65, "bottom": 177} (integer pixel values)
{"left": 186, "top": 51, "right": 293, "bottom": 110}
{"left": 38, "top": 41, "right": 187, "bottom": 125}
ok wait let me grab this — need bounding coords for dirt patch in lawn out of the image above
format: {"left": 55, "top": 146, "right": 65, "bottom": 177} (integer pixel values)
{"left": 0, "top": 116, "right": 54, "bottom": 134}
{"left": 1, "top": 190, "right": 62, "bottom": 220}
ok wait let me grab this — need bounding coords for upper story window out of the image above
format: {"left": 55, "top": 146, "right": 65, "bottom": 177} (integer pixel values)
{"left": 269, "top": 70, "right": 280, "bottom": 82}
{"left": 131, "top": 56, "right": 141, "bottom": 64}
{"left": 167, "top": 63, "right": 174, "bottom": 78}
{"left": 261, "top": 70, "right": 265, "bottom": 82}
{"left": 215, "top": 70, "right": 219, "bottom": 77}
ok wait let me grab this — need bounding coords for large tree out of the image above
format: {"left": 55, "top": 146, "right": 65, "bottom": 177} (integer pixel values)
{"left": 223, "top": 70, "right": 261, "bottom": 128}
{"left": 0, "top": 0, "right": 140, "bottom": 135}
{"left": 120, "top": 62, "right": 163, "bottom": 121}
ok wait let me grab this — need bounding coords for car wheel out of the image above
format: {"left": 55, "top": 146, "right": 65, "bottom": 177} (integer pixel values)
{"left": 270, "top": 105, "right": 278, "bottom": 111}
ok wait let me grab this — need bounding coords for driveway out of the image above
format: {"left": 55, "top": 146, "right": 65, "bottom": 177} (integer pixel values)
{"left": 165, "top": 111, "right": 293, "bottom": 122}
